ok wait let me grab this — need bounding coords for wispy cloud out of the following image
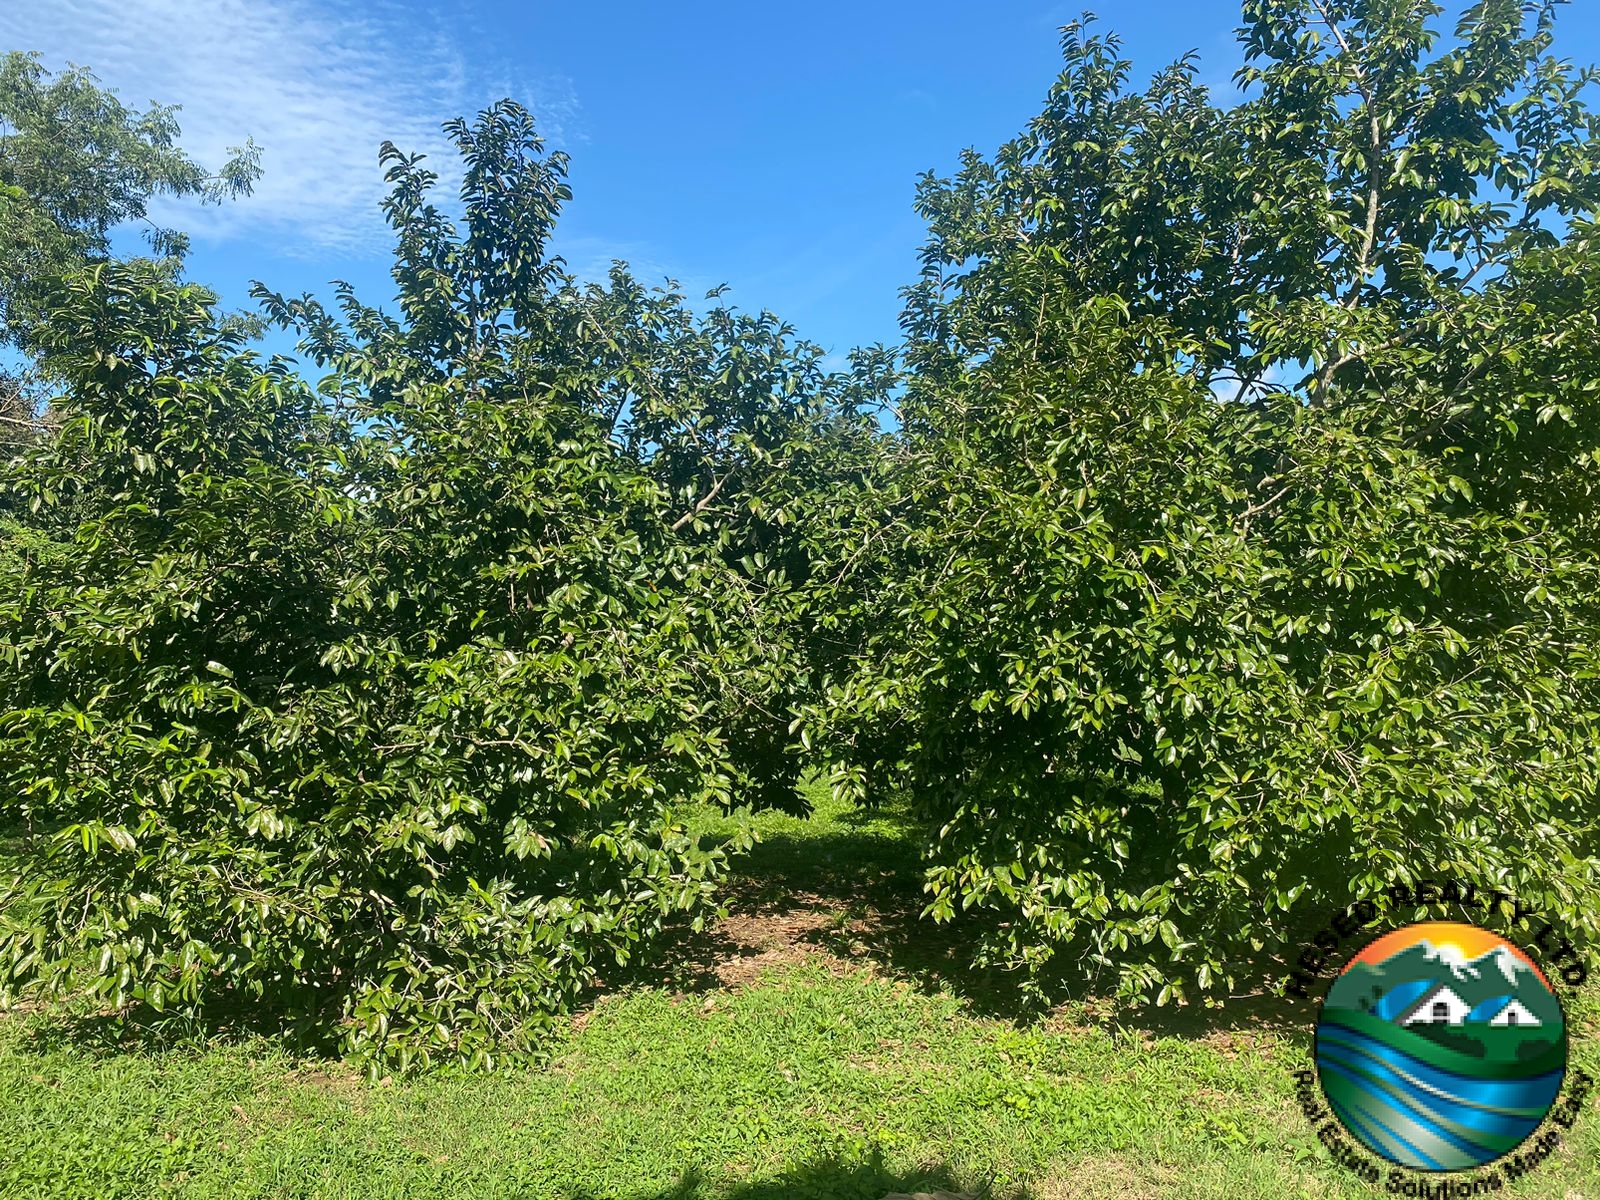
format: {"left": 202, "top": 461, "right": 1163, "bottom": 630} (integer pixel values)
{"left": 1, "top": 0, "right": 580, "bottom": 257}
{"left": 896, "top": 87, "right": 938, "bottom": 111}
{"left": 553, "top": 234, "right": 719, "bottom": 296}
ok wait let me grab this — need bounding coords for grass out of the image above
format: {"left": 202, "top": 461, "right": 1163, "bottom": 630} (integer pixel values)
{"left": 2, "top": 785, "right": 1597, "bottom": 1199}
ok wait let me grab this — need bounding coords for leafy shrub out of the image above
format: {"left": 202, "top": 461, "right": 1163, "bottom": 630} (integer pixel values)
{"left": 811, "top": 1, "right": 1600, "bottom": 1004}
{"left": 0, "top": 103, "right": 881, "bottom": 1069}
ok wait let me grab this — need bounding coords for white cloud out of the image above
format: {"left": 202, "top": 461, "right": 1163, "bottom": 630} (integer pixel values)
{"left": 1, "top": 0, "right": 580, "bottom": 257}
{"left": 554, "top": 235, "right": 714, "bottom": 294}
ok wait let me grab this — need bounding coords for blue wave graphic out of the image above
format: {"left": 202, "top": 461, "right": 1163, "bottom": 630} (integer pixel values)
{"left": 1316, "top": 1022, "right": 1564, "bottom": 1171}
{"left": 1318, "top": 1025, "right": 1561, "bottom": 1107}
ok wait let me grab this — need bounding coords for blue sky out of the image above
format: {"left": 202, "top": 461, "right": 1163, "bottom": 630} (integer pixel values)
{"left": 6, "top": 0, "right": 1600, "bottom": 366}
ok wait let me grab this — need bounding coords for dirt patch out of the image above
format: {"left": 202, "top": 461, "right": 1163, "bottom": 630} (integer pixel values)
{"left": 583, "top": 816, "right": 1059, "bottom": 1016}
{"left": 1197, "top": 1025, "right": 1284, "bottom": 1057}
{"left": 274, "top": 1064, "right": 373, "bottom": 1111}
{"left": 603, "top": 874, "right": 942, "bottom": 997}
{"left": 719, "top": 906, "right": 836, "bottom": 950}
{"left": 285, "top": 1065, "right": 363, "bottom": 1088}
{"left": 710, "top": 909, "right": 844, "bottom": 986}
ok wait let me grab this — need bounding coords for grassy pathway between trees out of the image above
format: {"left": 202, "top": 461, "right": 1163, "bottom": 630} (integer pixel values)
{"left": 3, "top": 785, "right": 1596, "bottom": 1200}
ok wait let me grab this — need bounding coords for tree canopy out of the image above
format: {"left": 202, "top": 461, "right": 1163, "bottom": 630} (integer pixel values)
{"left": 0, "top": 51, "right": 261, "bottom": 357}
{"left": 0, "top": 100, "right": 887, "bottom": 1070}
{"left": 817, "top": 0, "right": 1600, "bottom": 1003}
{"left": 2, "top": 0, "right": 1598, "bottom": 1064}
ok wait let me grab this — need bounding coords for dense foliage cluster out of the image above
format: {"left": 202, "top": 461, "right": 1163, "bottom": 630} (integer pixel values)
{"left": 0, "top": 52, "right": 260, "bottom": 360}
{"left": 814, "top": 0, "right": 1600, "bottom": 1002}
{"left": 0, "top": 104, "right": 883, "bottom": 1068}
{"left": 3, "top": 0, "right": 1599, "bottom": 1064}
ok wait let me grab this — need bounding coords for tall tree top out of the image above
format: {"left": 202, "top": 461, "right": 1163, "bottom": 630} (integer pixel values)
{"left": 0, "top": 50, "right": 262, "bottom": 355}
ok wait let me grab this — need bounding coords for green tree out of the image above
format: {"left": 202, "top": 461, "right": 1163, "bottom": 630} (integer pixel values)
{"left": 0, "top": 51, "right": 261, "bottom": 357}
{"left": 0, "top": 101, "right": 885, "bottom": 1070}
{"left": 564, "top": 269, "right": 897, "bottom": 812}
{"left": 814, "top": 0, "right": 1600, "bottom": 1005}
{"left": 255, "top": 101, "right": 894, "bottom": 818}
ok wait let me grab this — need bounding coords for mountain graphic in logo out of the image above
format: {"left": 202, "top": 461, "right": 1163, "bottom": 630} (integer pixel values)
{"left": 1315, "top": 921, "right": 1568, "bottom": 1172}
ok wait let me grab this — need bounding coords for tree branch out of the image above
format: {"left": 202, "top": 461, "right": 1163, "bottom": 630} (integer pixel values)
{"left": 671, "top": 474, "right": 729, "bottom": 532}
{"left": 1236, "top": 481, "right": 1293, "bottom": 536}
{"left": 1311, "top": 0, "right": 1385, "bottom": 293}
{"left": 1311, "top": 0, "right": 1388, "bottom": 401}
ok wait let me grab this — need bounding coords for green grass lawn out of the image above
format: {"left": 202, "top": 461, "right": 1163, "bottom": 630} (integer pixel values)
{"left": 2, "top": 787, "right": 1596, "bottom": 1199}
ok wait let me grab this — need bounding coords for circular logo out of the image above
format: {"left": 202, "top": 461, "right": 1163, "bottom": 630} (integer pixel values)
{"left": 1314, "top": 921, "right": 1568, "bottom": 1172}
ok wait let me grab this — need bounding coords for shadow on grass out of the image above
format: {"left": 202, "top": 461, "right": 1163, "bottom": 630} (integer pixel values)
{"left": 602, "top": 811, "right": 1007, "bottom": 1009}
{"left": 610, "top": 810, "right": 1313, "bottom": 1044}
{"left": 569, "top": 1149, "right": 1019, "bottom": 1200}
{"left": 10, "top": 987, "right": 332, "bottom": 1063}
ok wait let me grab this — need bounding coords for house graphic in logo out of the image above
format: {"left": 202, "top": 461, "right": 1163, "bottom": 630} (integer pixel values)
{"left": 1315, "top": 922, "right": 1568, "bottom": 1172}
{"left": 1398, "top": 981, "right": 1543, "bottom": 1029}
{"left": 1400, "top": 982, "right": 1472, "bottom": 1026}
